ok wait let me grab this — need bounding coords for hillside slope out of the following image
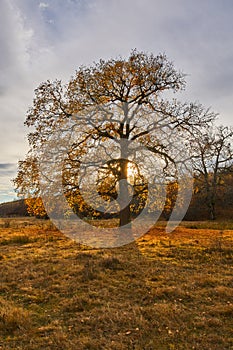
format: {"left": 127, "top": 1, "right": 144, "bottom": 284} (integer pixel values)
{"left": 0, "top": 199, "right": 29, "bottom": 217}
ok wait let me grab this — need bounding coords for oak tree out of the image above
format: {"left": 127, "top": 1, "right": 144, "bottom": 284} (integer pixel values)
{"left": 14, "top": 50, "right": 215, "bottom": 226}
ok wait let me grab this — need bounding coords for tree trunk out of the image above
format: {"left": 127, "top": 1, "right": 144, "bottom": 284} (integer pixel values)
{"left": 205, "top": 183, "right": 217, "bottom": 220}
{"left": 209, "top": 201, "right": 216, "bottom": 220}
{"left": 118, "top": 135, "right": 131, "bottom": 227}
{"left": 119, "top": 159, "right": 131, "bottom": 227}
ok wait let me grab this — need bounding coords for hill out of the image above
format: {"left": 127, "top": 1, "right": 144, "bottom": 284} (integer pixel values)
{"left": 0, "top": 199, "right": 29, "bottom": 217}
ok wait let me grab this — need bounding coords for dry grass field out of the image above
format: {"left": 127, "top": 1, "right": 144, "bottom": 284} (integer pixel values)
{"left": 0, "top": 218, "right": 233, "bottom": 349}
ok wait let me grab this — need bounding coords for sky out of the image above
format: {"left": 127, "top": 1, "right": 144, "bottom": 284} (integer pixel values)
{"left": 0, "top": 0, "right": 233, "bottom": 203}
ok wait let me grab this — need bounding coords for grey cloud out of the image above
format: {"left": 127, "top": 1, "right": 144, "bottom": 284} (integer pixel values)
{"left": 1, "top": 0, "right": 233, "bottom": 202}
{"left": 0, "top": 163, "right": 15, "bottom": 170}
{"left": 0, "top": 0, "right": 32, "bottom": 96}
{"left": 0, "top": 163, "right": 17, "bottom": 178}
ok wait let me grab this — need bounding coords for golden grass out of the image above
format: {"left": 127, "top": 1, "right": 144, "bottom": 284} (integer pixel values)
{"left": 0, "top": 218, "right": 232, "bottom": 349}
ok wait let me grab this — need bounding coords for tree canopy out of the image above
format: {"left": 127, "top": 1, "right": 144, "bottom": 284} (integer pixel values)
{"left": 14, "top": 49, "right": 230, "bottom": 244}
{"left": 190, "top": 125, "right": 233, "bottom": 219}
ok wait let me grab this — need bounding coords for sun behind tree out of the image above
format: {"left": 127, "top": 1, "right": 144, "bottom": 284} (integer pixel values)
{"left": 14, "top": 49, "right": 216, "bottom": 227}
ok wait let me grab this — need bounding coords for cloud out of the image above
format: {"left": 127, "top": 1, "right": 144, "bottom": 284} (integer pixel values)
{"left": 0, "top": 0, "right": 233, "bottom": 202}
{"left": 0, "top": 0, "right": 33, "bottom": 92}
{"left": 39, "top": 2, "right": 49, "bottom": 9}
{"left": 0, "top": 163, "right": 15, "bottom": 170}
{"left": 0, "top": 163, "right": 17, "bottom": 202}
{"left": 0, "top": 163, "right": 17, "bottom": 177}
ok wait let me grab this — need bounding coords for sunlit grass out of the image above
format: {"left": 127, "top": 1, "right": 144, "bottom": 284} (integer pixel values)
{"left": 0, "top": 218, "right": 232, "bottom": 349}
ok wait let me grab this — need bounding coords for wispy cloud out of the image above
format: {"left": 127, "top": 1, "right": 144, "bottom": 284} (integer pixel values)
{"left": 0, "top": 163, "right": 15, "bottom": 170}
{"left": 39, "top": 2, "right": 49, "bottom": 9}
{"left": 0, "top": 163, "right": 17, "bottom": 202}
{"left": 0, "top": 163, "right": 17, "bottom": 180}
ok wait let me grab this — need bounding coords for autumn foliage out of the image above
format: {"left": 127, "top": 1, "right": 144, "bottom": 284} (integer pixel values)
{"left": 13, "top": 50, "right": 232, "bottom": 222}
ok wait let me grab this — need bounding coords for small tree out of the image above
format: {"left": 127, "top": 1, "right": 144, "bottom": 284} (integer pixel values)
{"left": 14, "top": 50, "right": 215, "bottom": 225}
{"left": 191, "top": 125, "right": 233, "bottom": 220}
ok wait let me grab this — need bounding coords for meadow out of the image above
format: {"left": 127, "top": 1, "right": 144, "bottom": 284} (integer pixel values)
{"left": 0, "top": 217, "right": 233, "bottom": 349}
